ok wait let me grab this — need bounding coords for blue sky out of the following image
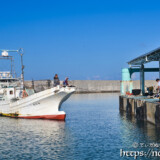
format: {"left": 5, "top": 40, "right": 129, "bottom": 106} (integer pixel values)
{"left": 1, "top": 0, "right": 160, "bottom": 80}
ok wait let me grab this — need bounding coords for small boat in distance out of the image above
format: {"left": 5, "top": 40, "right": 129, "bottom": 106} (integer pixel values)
{"left": 0, "top": 49, "right": 75, "bottom": 120}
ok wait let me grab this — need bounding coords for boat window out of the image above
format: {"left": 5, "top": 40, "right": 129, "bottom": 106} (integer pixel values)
{"left": 10, "top": 90, "right": 13, "bottom": 95}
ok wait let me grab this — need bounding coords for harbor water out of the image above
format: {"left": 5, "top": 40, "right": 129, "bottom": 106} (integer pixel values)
{"left": 0, "top": 93, "right": 160, "bottom": 159}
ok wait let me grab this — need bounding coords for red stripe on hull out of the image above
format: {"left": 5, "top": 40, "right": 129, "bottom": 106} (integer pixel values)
{"left": 18, "top": 114, "right": 66, "bottom": 120}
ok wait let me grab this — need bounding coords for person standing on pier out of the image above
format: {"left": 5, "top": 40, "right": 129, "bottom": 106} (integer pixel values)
{"left": 156, "top": 79, "right": 160, "bottom": 93}
{"left": 53, "top": 74, "right": 60, "bottom": 86}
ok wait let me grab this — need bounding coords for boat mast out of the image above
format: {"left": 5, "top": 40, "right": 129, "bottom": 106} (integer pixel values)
{"left": 19, "top": 48, "right": 24, "bottom": 90}
{"left": 0, "top": 48, "right": 24, "bottom": 90}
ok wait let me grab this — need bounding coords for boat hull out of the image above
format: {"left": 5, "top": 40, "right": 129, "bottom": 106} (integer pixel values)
{"left": 0, "top": 87, "right": 75, "bottom": 120}
{"left": 18, "top": 113, "right": 66, "bottom": 120}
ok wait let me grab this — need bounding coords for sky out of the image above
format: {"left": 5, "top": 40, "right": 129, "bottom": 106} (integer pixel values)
{"left": 1, "top": 0, "right": 160, "bottom": 80}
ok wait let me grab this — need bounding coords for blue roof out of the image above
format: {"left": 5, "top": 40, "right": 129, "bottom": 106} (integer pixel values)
{"left": 128, "top": 47, "right": 160, "bottom": 65}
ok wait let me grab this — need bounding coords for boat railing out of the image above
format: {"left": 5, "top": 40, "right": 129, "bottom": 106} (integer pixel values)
{"left": 11, "top": 86, "right": 75, "bottom": 108}
{"left": 11, "top": 87, "right": 56, "bottom": 107}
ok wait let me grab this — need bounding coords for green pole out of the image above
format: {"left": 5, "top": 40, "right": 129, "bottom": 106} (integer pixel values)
{"left": 121, "top": 68, "right": 132, "bottom": 95}
{"left": 140, "top": 64, "right": 145, "bottom": 95}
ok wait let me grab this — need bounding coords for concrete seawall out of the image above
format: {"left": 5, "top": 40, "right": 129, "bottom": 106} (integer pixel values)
{"left": 24, "top": 80, "right": 121, "bottom": 93}
{"left": 69, "top": 80, "right": 120, "bottom": 93}
{"left": 24, "top": 80, "right": 157, "bottom": 93}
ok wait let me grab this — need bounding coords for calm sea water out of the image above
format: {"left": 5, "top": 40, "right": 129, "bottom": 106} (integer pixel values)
{"left": 0, "top": 93, "right": 160, "bottom": 160}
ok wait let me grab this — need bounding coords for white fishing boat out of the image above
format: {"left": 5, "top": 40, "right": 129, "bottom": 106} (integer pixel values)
{"left": 0, "top": 49, "right": 75, "bottom": 120}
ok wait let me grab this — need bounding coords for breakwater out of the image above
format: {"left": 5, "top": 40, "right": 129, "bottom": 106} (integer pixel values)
{"left": 24, "top": 80, "right": 157, "bottom": 93}
{"left": 24, "top": 80, "right": 120, "bottom": 93}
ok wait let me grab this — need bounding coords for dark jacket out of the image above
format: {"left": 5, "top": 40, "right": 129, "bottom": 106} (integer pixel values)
{"left": 54, "top": 77, "right": 60, "bottom": 86}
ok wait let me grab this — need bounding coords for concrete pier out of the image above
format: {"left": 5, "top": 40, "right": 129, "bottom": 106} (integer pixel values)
{"left": 119, "top": 96, "right": 160, "bottom": 126}
{"left": 119, "top": 47, "right": 160, "bottom": 126}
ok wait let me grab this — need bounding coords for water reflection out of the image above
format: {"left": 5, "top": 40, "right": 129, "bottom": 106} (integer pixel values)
{"left": 0, "top": 117, "right": 70, "bottom": 159}
{"left": 119, "top": 110, "right": 160, "bottom": 148}
{"left": 0, "top": 93, "right": 160, "bottom": 160}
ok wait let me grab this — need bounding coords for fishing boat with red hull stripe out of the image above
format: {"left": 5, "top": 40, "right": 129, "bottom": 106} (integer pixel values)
{"left": 0, "top": 49, "right": 75, "bottom": 120}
